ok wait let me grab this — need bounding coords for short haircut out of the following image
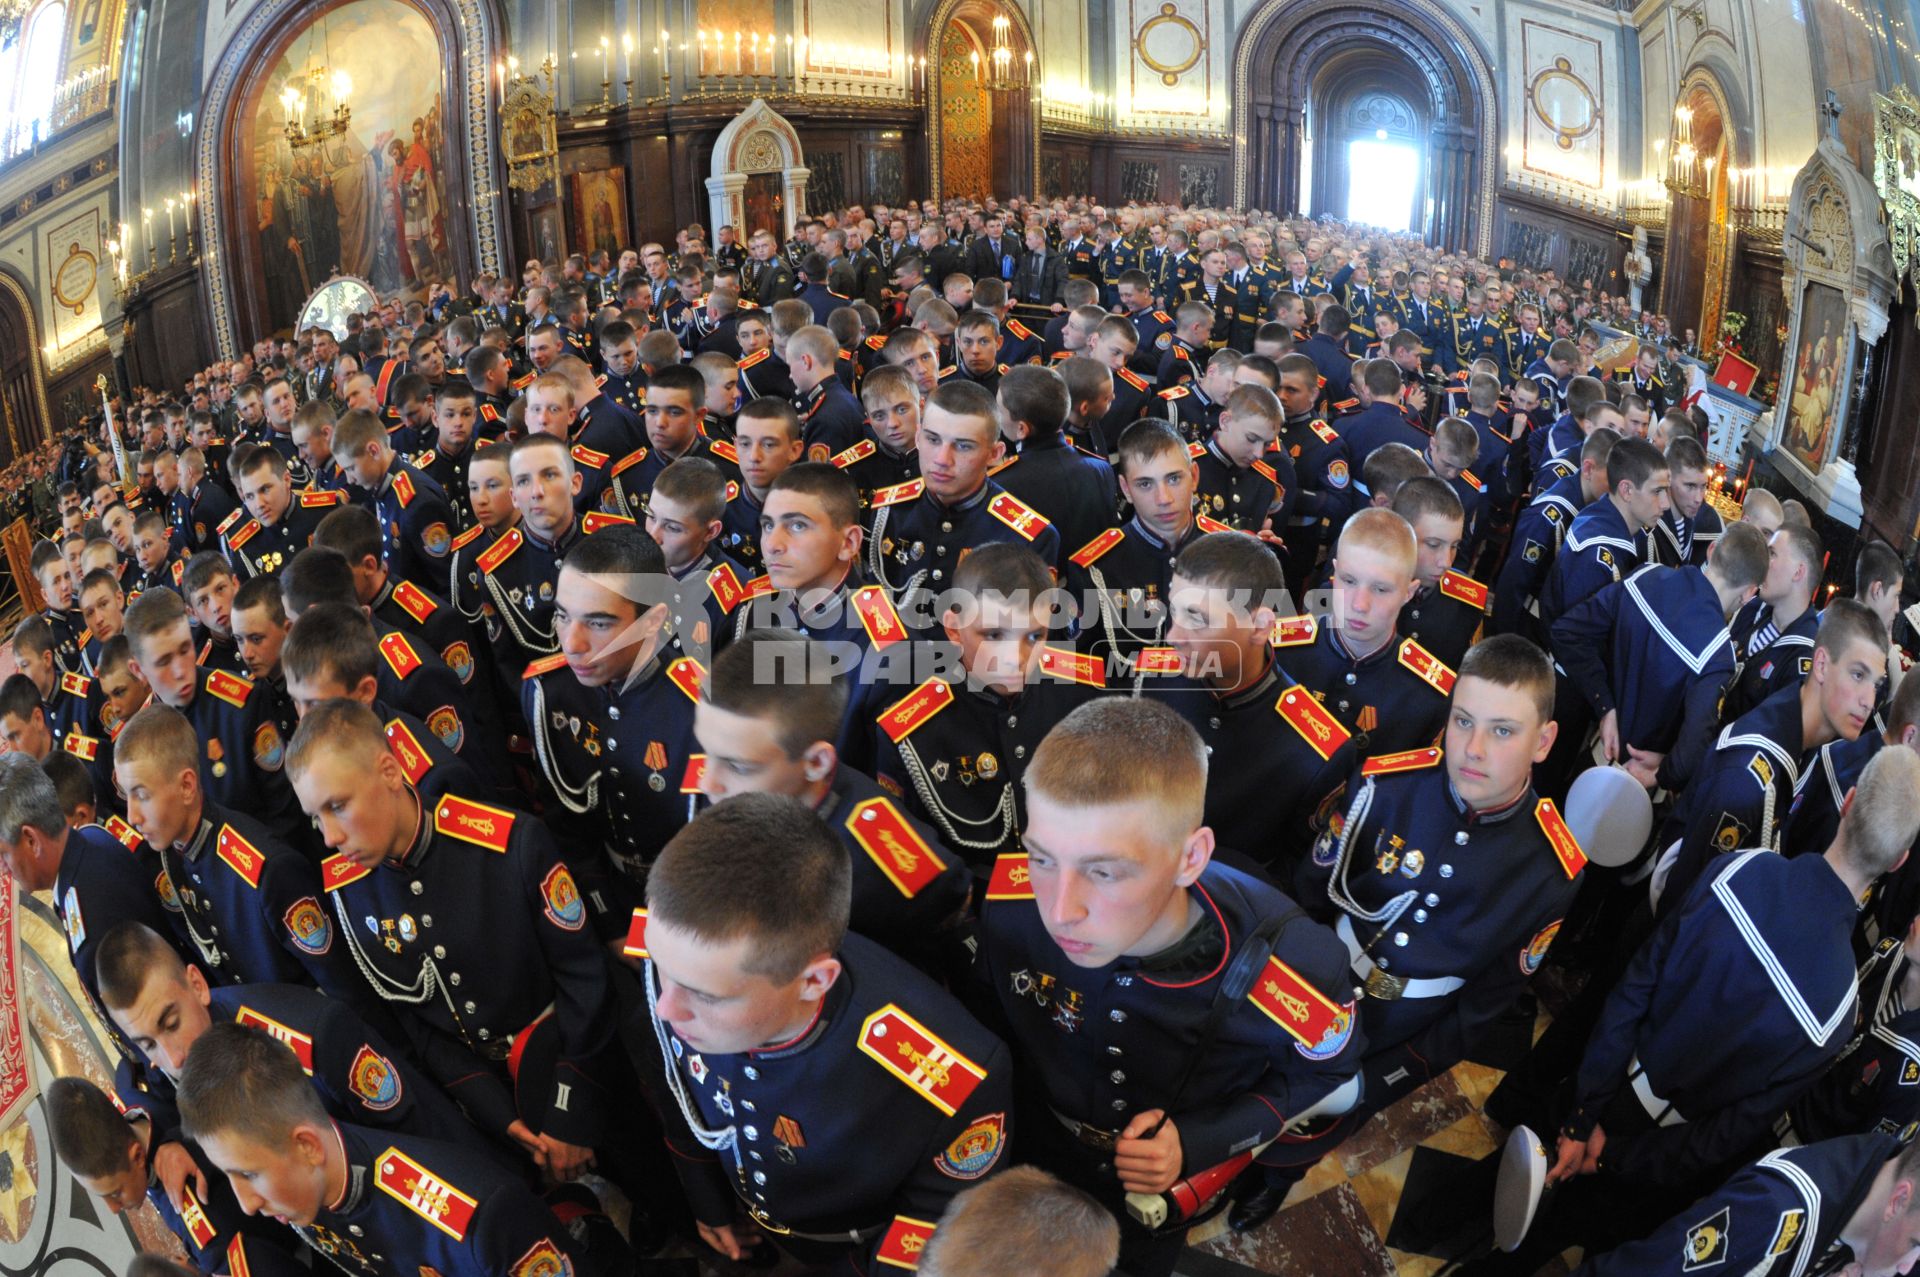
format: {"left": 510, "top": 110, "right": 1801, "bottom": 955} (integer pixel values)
{"left": 1775, "top": 521, "right": 1826, "bottom": 582}
{"left": 858, "top": 364, "right": 918, "bottom": 411}
{"left": 79, "top": 567, "right": 122, "bottom": 601}
{"left": 98, "top": 635, "right": 134, "bottom": 677}
{"left": 46, "top": 1077, "right": 140, "bottom": 1179}
{"left": 1665, "top": 434, "right": 1709, "bottom": 474}
{"left": 30, "top": 540, "right": 64, "bottom": 578}
{"left": 42, "top": 750, "right": 95, "bottom": 818}
{"left": 637, "top": 330, "right": 683, "bottom": 367}
{"left": 998, "top": 366, "right": 1068, "bottom": 442}
{"left": 1856, "top": 540, "right": 1904, "bottom": 600}
{"left": 312, "top": 504, "right": 385, "bottom": 566}
{"left": 0, "top": 673, "right": 42, "bottom": 726}
{"left": 651, "top": 457, "right": 730, "bottom": 525}
{"left": 1815, "top": 595, "right": 1887, "bottom": 666}
{"left": 648, "top": 364, "right": 706, "bottom": 405}
{"left": 181, "top": 551, "right": 233, "bottom": 600}
{"left": 0, "top": 753, "right": 64, "bottom": 845}
{"left": 738, "top": 396, "right": 802, "bottom": 442}
{"left": 1580, "top": 426, "right": 1622, "bottom": 473}
{"left": 919, "top": 1165, "right": 1119, "bottom": 1277}
{"left": 1025, "top": 698, "right": 1206, "bottom": 837}
{"left": 1457, "top": 633, "right": 1556, "bottom": 723}
{"left": 1238, "top": 354, "right": 1281, "bottom": 388}
{"left": 1093, "top": 315, "right": 1138, "bottom": 349}
{"left": 1707, "top": 520, "right": 1770, "bottom": 591}
{"left": 123, "top": 587, "right": 192, "bottom": 659}
{"left": 927, "top": 379, "right": 998, "bottom": 435}
{"left": 1431, "top": 417, "right": 1479, "bottom": 468}
{"left": 1841, "top": 746, "right": 1920, "bottom": 877}
{"left": 281, "top": 601, "right": 380, "bottom": 690}
{"left": 767, "top": 462, "right": 860, "bottom": 531}
{"left": 232, "top": 573, "right": 288, "bottom": 625}
{"left": 1173, "top": 530, "right": 1285, "bottom": 600}
{"left": 1115, "top": 418, "right": 1188, "bottom": 477}
{"left": 1057, "top": 357, "right": 1111, "bottom": 409}
{"left": 1604, "top": 437, "right": 1668, "bottom": 492}
{"left": 95, "top": 919, "right": 190, "bottom": 1012}
{"left": 1224, "top": 384, "right": 1282, "bottom": 429}
{"left": 705, "top": 631, "right": 847, "bottom": 756}
{"left": 646, "top": 792, "right": 851, "bottom": 981}
{"left": 114, "top": 703, "right": 201, "bottom": 783}
{"left": 1567, "top": 377, "right": 1608, "bottom": 422}
{"left": 232, "top": 443, "right": 288, "bottom": 483}
{"left": 950, "top": 541, "right": 1054, "bottom": 603}
{"left": 284, "top": 697, "right": 390, "bottom": 782}
{"left": 1393, "top": 474, "right": 1466, "bottom": 528}
{"left": 279, "top": 547, "right": 359, "bottom": 614}
{"left": 177, "top": 1021, "right": 330, "bottom": 1149}
{"left": 1362, "top": 442, "right": 1431, "bottom": 500}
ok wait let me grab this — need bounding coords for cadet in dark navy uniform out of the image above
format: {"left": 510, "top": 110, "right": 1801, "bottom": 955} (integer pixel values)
{"left": 992, "top": 365, "right": 1119, "bottom": 573}
{"left": 1648, "top": 435, "right": 1725, "bottom": 567}
{"left": 179, "top": 447, "right": 241, "bottom": 556}
{"left": 1274, "top": 354, "right": 1356, "bottom": 595}
{"left": 1464, "top": 748, "right": 1920, "bottom": 1277}
{"left": 974, "top": 699, "right": 1362, "bottom": 1277}
{"left": 413, "top": 382, "right": 483, "bottom": 531}
{"left": 1154, "top": 355, "right": 1231, "bottom": 445}
{"left": 1570, "top": 1131, "right": 1918, "bottom": 1277}
{"left": 1490, "top": 428, "right": 1617, "bottom": 646}
{"left": 286, "top": 700, "right": 635, "bottom": 1186}
{"left": 713, "top": 396, "right": 801, "bottom": 570}
{"left": 1389, "top": 478, "right": 1486, "bottom": 671}
{"left": 871, "top": 545, "right": 1103, "bottom": 875}
{"left": 521, "top": 526, "right": 701, "bottom": 922}
{"left": 1143, "top": 533, "right": 1351, "bottom": 874}
{"left": 122, "top": 589, "right": 310, "bottom": 852}
{"left": 1117, "top": 271, "right": 1177, "bottom": 376}
{"left": 223, "top": 445, "right": 345, "bottom": 580}
{"left": 789, "top": 325, "right": 867, "bottom": 462}
{"left": 28, "top": 539, "right": 86, "bottom": 675}
{"left": 1193, "top": 384, "right": 1294, "bottom": 542}
{"left": 1551, "top": 522, "right": 1767, "bottom": 797}
{"left": 1654, "top": 604, "right": 1886, "bottom": 916}
{"left": 1721, "top": 521, "right": 1825, "bottom": 725}
{"left": 1776, "top": 919, "right": 1920, "bottom": 1148}
{"left": 177, "top": 1023, "right": 591, "bottom": 1277}
{"left": 9, "top": 617, "right": 101, "bottom": 746}
{"left": 867, "top": 381, "right": 1060, "bottom": 618}
{"left": 112, "top": 705, "right": 354, "bottom": 992}
{"left": 332, "top": 409, "right": 458, "bottom": 593}
{"left": 1277, "top": 508, "right": 1456, "bottom": 758}
{"left": 1538, "top": 437, "right": 1668, "bottom": 635}
{"left": 637, "top": 795, "right": 1012, "bottom": 1271}
{"left": 1154, "top": 301, "right": 1214, "bottom": 389}
{"left": 605, "top": 364, "right": 744, "bottom": 522}
{"left": 833, "top": 364, "right": 923, "bottom": 507}
{"left": 939, "top": 309, "right": 1013, "bottom": 397}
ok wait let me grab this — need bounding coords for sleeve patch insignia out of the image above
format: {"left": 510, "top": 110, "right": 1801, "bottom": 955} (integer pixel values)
{"left": 284, "top": 896, "right": 333, "bottom": 955}
{"left": 857, "top": 1005, "right": 988, "bottom": 1116}
{"left": 1748, "top": 754, "right": 1776, "bottom": 791}
{"left": 933, "top": 1112, "right": 1006, "bottom": 1181}
{"left": 1326, "top": 459, "right": 1350, "bottom": 490}
{"left": 216, "top": 826, "right": 266, "bottom": 887}
{"left": 1535, "top": 800, "right": 1587, "bottom": 879}
{"left": 348, "top": 1044, "right": 403, "bottom": 1111}
{"left": 846, "top": 798, "right": 948, "bottom": 899}
{"left": 509, "top": 1238, "right": 575, "bottom": 1277}
{"left": 253, "top": 722, "right": 286, "bottom": 772}
{"left": 425, "top": 706, "right": 465, "bottom": 754}
{"left": 540, "top": 862, "right": 586, "bottom": 931}
{"left": 986, "top": 854, "right": 1033, "bottom": 900}
{"left": 880, "top": 679, "right": 955, "bottom": 742}
{"left": 421, "top": 523, "right": 452, "bottom": 557}
{"left": 441, "top": 641, "right": 475, "bottom": 684}
{"left": 1520, "top": 920, "right": 1561, "bottom": 975}
{"left": 1767, "top": 1208, "right": 1804, "bottom": 1257}
{"left": 1712, "top": 812, "right": 1752, "bottom": 854}
{"left": 1249, "top": 956, "right": 1355, "bottom": 1060}
{"left": 623, "top": 908, "right": 649, "bottom": 959}
{"left": 374, "top": 1148, "right": 479, "bottom": 1241}
{"left": 1683, "top": 1205, "right": 1730, "bottom": 1270}
{"left": 876, "top": 1216, "right": 937, "bottom": 1270}
{"left": 1903, "top": 1059, "right": 1920, "bottom": 1087}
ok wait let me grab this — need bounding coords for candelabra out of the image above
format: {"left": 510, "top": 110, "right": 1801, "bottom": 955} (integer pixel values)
{"left": 282, "top": 66, "right": 353, "bottom": 150}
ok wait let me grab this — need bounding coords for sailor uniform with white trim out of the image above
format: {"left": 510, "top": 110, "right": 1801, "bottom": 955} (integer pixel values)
{"left": 1722, "top": 598, "right": 1822, "bottom": 726}
{"left": 1272, "top": 613, "right": 1456, "bottom": 759}
{"left": 1647, "top": 501, "right": 1724, "bottom": 569}
{"left": 1491, "top": 472, "right": 1587, "bottom": 643}
{"left": 1778, "top": 937, "right": 1920, "bottom": 1148}
{"left": 1538, "top": 496, "right": 1642, "bottom": 636}
{"left": 645, "top": 929, "right": 1013, "bottom": 1271}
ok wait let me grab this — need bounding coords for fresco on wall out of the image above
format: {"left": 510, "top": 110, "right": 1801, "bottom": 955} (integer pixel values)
{"left": 940, "top": 23, "right": 992, "bottom": 202}
{"left": 1783, "top": 281, "right": 1849, "bottom": 472}
{"left": 244, "top": 0, "right": 454, "bottom": 327}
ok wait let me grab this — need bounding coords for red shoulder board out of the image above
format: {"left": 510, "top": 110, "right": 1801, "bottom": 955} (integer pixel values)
{"left": 511, "top": 371, "right": 536, "bottom": 390}
{"left": 379, "top": 632, "right": 423, "bottom": 680}
{"left": 580, "top": 511, "right": 635, "bottom": 535}
{"left": 105, "top": 815, "right": 143, "bottom": 850}
{"left": 623, "top": 907, "right": 650, "bottom": 959}
{"left": 178, "top": 1185, "right": 218, "bottom": 1248}
{"left": 832, "top": 439, "right": 876, "bottom": 468}
{"left": 216, "top": 825, "right": 266, "bottom": 888}
{"left": 611, "top": 447, "right": 649, "bottom": 477}
{"left": 706, "top": 561, "right": 747, "bottom": 615}
{"left": 1310, "top": 419, "right": 1339, "bottom": 445}
{"left": 1195, "top": 514, "right": 1233, "bottom": 534}
{"left": 876, "top": 1216, "right": 938, "bottom": 1271}
{"left": 740, "top": 574, "right": 776, "bottom": 603}
{"left": 1362, "top": 746, "right": 1444, "bottom": 777}
{"left": 570, "top": 443, "right": 610, "bottom": 470}
{"left": 451, "top": 523, "right": 488, "bottom": 552}
{"left": 1153, "top": 310, "right": 1173, "bottom": 323}
{"left": 171, "top": 560, "right": 185, "bottom": 585}
{"left": 1537, "top": 798, "right": 1587, "bottom": 879}
{"left": 880, "top": 678, "right": 954, "bottom": 742}
{"left": 1248, "top": 955, "right": 1355, "bottom": 1055}
{"left": 479, "top": 403, "right": 500, "bottom": 422}
{"left": 385, "top": 718, "right": 433, "bottom": 784}
{"left": 1070, "top": 527, "right": 1124, "bottom": 568}
{"left": 1275, "top": 686, "right": 1350, "bottom": 761}
{"left": 1038, "top": 646, "right": 1103, "bottom": 688}
{"left": 1135, "top": 646, "right": 1184, "bottom": 675}
{"left": 1271, "top": 614, "right": 1317, "bottom": 647}
{"left": 234, "top": 1003, "right": 315, "bottom": 1073}
{"left": 1115, "top": 367, "right": 1149, "bottom": 393}
{"left": 986, "top": 853, "right": 1033, "bottom": 900}
{"left": 374, "top": 1147, "right": 479, "bottom": 1241}
{"left": 1439, "top": 570, "right": 1490, "bottom": 610}
{"left": 865, "top": 333, "right": 888, "bottom": 351}
{"left": 299, "top": 489, "right": 344, "bottom": 509}
{"left": 216, "top": 507, "right": 246, "bottom": 535}
{"left": 846, "top": 798, "right": 948, "bottom": 899}
{"left": 681, "top": 754, "right": 708, "bottom": 794}
{"left": 1460, "top": 467, "right": 1486, "bottom": 492}
{"left": 225, "top": 1236, "right": 254, "bottom": 1277}
{"left": 322, "top": 853, "right": 372, "bottom": 891}
{"left": 987, "top": 454, "right": 1018, "bottom": 477}
{"left": 1050, "top": 349, "right": 1073, "bottom": 362}
{"left": 1186, "top": 441, "right": 1205, "bottom": 458}
{"left": 708, "top": 439, "right": 739, "bottom": 464}
{"left": 522, "top": 653, "right": 569, "bottom": 680}
{"left": 1397, "top": 637, "right": 1457, "bottom": 695}
{"left": 1172, "top": 346, "right": 1192, "bottom": 362}
{"left": 1161, "top": 386, "right": 1191, "bottom": 402}
{"left": 205, "top": 670, "right": 253, "bottom": 708}
{"left": 739, "top": 349, "right": 770, "bottom": 369}
{"left": 61, "top": 670, "right": 91, "bottom": 698}
{"left": 1251, "top": 459, "right": 1279, "bottom": 484}
{"left": 434, "top": 796, "right": 516, "bottom": 853}
{"left": 226, "top": 518, "right": 261, "bottom": 549}
{"left": 62, "top": 732, "right": 99, "bottom": 762}
{"left": 1006, "top": 318, "right": 1034, "bottom": 340}
{"left": 987, "top": 492, "right": 1048, "bottom": 541}
{"left": 392, "top": 469, "right": 417, "bottom": 508}
{"left": 872, "top": 478, "right": 924, "bottom": 507}
{"left": 857, "top": 1004, "right": 988, "bottom": 1116}
{"left": 853, "top": 585, "right": 908, "bottom": 648}
{"left": 666, "top": 657, "right": 706, "bottom": 701}
{"left": 391, "top": 580, "right": 439, "bottom": 623}
{"left": 476, "top": 527, "right": 523, "bottom": 574}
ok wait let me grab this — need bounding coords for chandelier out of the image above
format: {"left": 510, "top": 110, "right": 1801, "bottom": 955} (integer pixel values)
{"left": 281, "top": 14, "right": 352, "bottom": 150}
{"left": 978, "top": 13, "right": 1030, "bottom": 92}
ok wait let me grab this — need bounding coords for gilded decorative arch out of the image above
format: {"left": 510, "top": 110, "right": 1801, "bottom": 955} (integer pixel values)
{"left": 922, "top": 0, "right": 1039, "bottom": 204}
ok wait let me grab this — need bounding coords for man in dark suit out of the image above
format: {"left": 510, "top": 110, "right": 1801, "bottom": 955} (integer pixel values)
{"left": 1011, "top": 224, "right": 1068, "bottom": 310}
{"left": 964, "top": 214, "right": 1023, "bottom": 285}
{"left": 745, "top": 229, "right": 795, "bottom": 307}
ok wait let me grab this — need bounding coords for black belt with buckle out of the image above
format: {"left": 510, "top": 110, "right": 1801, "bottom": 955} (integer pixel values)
{"left": 1053, "top": 1109, "right": 1119, "bottom": 1153}
{"left": 478, "top": 1037, "right": 512, "bottom": 1061}
{"left": 745, "top": 1204, "right": 882, "bottom": 1245}
{"left": 1362, "top": 968, "right": 1408, "bottom": 1002}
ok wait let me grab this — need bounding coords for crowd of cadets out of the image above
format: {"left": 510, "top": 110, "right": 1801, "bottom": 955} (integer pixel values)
{"left": 12, "top": 197, "right": 1920, "bottom": 1277}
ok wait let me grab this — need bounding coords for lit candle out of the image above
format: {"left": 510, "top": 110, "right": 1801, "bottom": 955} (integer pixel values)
{"left": 971, "top": 49, "right": 980, "bottom": 81}
{"left": 165, "top": 198, "right": 176, "bottom": 238}
{"left": 601, "top": 34, "right": 610, "bottom": 83}
{"left": 785, "top": 33, "right": 794, "bottom": 80}
{"left": 734, "top": 29, "right": 743, "bottom": 76}
{"left": 623, "top": 34, "right": 632, "bottom": 82}
{"left": 697, "top": 29, "right": 707, "bottom": 76}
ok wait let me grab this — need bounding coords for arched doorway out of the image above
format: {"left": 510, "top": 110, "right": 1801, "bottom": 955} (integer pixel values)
{"left": 1657, "top": 75, "right": 1738, "bottom": 353}
{"left": 925, "top": 0, "right": 1037, "bottom": 203}
{"left": 1232, "top": 0, "right": 1497, "bottom": 256}
{"left": 0, "top": 270, "right": 50, "bottom": 465}
{"left": 1312, "top": 57, "right": 1426, "bottom": 231}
